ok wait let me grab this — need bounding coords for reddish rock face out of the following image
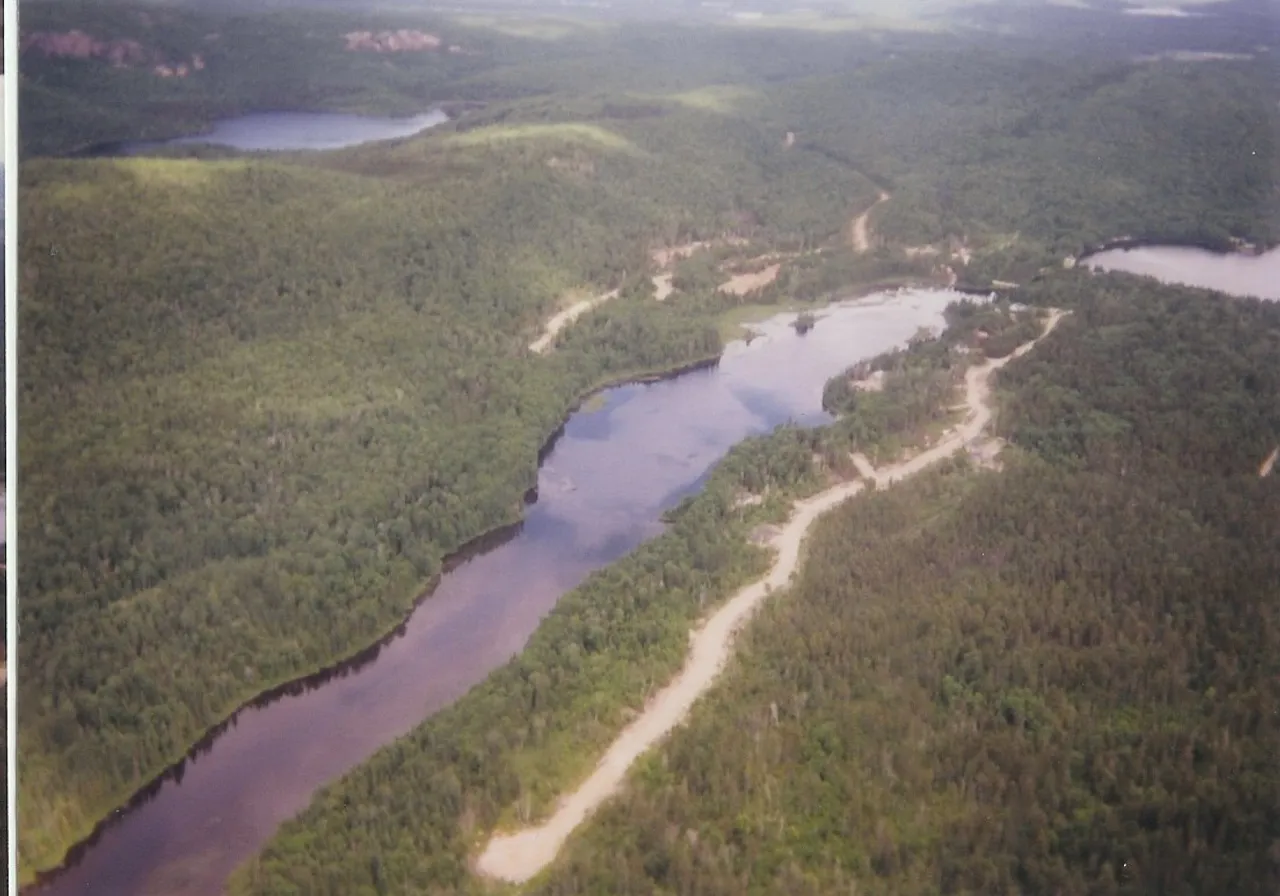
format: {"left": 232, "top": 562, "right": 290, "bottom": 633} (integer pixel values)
{"left": 106, "top": 40, "right": 148, "bottom": 67}
{"left": 22, "top": 30, "right": 205, "bottom": 78}
{"left": 343, "top": 29, "right": 446, "bottom": 53}
{"left": 22, "top": 30, "right": 100, "bottom": 59}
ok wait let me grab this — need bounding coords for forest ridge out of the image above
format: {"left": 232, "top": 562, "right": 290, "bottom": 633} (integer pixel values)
{"left": 16, "top": 0, "right": 1280, "bottom": 890}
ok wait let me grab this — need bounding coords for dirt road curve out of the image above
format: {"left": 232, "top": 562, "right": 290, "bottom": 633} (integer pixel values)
{"left": 852, "top": 191, "right": 890, "bottom": 254}
{"left": 530, "top": 289, "right": 619, "bottom": 354}
{"left": 849, "top": 452, "right": 877, "bottom": 480}
{"left": 477, "top": 309, "right": 1066, "bottom": 885}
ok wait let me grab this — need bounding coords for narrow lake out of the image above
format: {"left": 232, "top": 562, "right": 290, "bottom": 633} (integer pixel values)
{"left": 107, "top": 109, "right": 449, "bottom": 155}
{"left": 1084, "top": 244, "right": 1280, "bottom": 301}
{"left": 33, "top": 288, "right": 967, "bottom": 896}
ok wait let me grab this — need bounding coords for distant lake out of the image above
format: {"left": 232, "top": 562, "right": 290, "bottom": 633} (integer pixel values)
{"left": 108, "top": 109, "right": 450, "bottom": 155}
{"left": 1084, "top": 245, "right": 1280, "bottom": 301}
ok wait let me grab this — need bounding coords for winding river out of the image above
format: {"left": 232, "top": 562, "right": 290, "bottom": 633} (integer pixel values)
{"left": 1084, "top": 244, "right": 1280, "bottom": 301}
{"left": 33, "top": 289, "right": 968, "bottom": 896}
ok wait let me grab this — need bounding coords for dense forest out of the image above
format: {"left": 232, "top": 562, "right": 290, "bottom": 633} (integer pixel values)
{"left": 19, "top": 0, "right": 1280, "bottom": 887}
{"left": 18, "top": 2, "right": 495, "bottom": 156}
{"left": 514, "top": 276, "right": 1280, "bottom": 896}
{"left": 229, "top": 276, "right": 1280, "bottom": 894}
{"left": 16, "top": 137, "right": 749, "bottom": 874}
{"left": 18, "top": 18, "right": 893, "bottom": 878}
{"left": 222, "top": 301, "right": 986, "bottom": 896}
{"left": 222, "top": 292, "right": 1049, "bottom": 894}
{"left": 771, "top": 53, "right": 1278, "bottom": 279}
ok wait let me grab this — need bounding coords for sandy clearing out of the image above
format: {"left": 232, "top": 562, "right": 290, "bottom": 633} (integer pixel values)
{"left": 1261, "top": 446, "right": 1278, "bottom": 478}
{"left": 852, "top": 191, "right": 890, "bottom": 254}
{"left": 850, "top": 369, "right": 886, "bottom": 393}
{"left": 651, "top": 238, "right": 748, "bottom": 269}
{"left": 719, "top": 263, "right": 782, "bottom": 297}
{"left": 651, "top": 242, "right": 709, "bottom": 268}
{"left": 652, "top": 273, "right": 674, "bottom": 302}
{"left": 529, "top": 289, "right": 619, "bottom": 354}
{"left": 849, "top": 452, "right": 878, "bottom": 480}
{"left": 733, "top": 491, "right": 765, "bottom": 510}
{"left": 476, "top": 308, "right": 1066, "bottom": 885}
{"left": 905, "top": 245, "right": 940, "bottom": 258}
{"left": 866, "top": 312, "right": 1063, "bottom": 487}
{"left": 651, "top": 246, "right": 787, "bottom": 302}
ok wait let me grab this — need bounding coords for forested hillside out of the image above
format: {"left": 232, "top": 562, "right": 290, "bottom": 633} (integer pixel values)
{"left": 228, "top": 274, "right": 1280, "bottom": 894}
{"left": 18, "top": 0, "right": 934, "bottom": 157}
{"left": 223, "top": 294, "right": 1043, "bottom": 894}
{"left": 768, "top": 52, "right": 1278, "bottom": 279}
{"left": 513, "top": 277, "right": 1280, "bottom": 896}
{"left": 19, "top": 105, "right": 871, "bottom": 874}
{"left": 18, "top": 2, "right": 498, "bottom": 156}
{"left": 19, "top": 0, "right": 1280, "bottom": 887}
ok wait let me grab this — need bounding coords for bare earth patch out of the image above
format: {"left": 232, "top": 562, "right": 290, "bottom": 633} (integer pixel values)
{"left": 476, "top": 309, "right": 1067, "bottom": 884}
{"left": 1261, "top": 446, "right": 1278, "bottom": 478}
{"left": 343, "top": 29, "right": 444, "bottom": 52}
{"left": 733, "top": 491, "right": 765, "bottom": 510}
{"left": 652, "top": 274, "right": 674, "bottom": 302}
{"left": 850, "top": 369, "right": 886, "bottom": 393}
{"left": 849, "top": 452, "right": 878, "bottom": 480}
{"left": 529, "top": 289, "right": 619, "bottom": 354}
{"left": 648, "top": 239, "right": 781, "bottom": 301}
{"left": 852, "top": 191, "right": 890, "bottom": 254}
{"left": 650, "top": 238, "right": 748, "bottom": 269}
{"left": 905, "top": 245, "right": 940, "bottom": 258}
{"left": 719, "top": 263, "right": 781, "bottom": 297}
{"left": 20, "top": 30, "right": 206, "bottom": 77}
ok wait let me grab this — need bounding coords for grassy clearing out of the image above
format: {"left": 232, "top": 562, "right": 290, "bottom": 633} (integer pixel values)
{"left": 443, "top": 123, "right": 642, "bottom": 154}
{"left": 660, "top": 85, "right": 761, "bottom": 115}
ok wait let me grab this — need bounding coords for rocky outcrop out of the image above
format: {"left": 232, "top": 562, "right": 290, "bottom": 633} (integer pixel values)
{"left": 21, "top": 30, "right": 205, "bottom": 78}
{"left": 343, "top": 30, "right": 444, "bottom": 52}
{"left": 21, "top": 30, "right": 149, "bottom": 66}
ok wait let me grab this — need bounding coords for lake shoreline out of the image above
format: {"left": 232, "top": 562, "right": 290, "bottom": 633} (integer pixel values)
{"left": 1079, "top": 240, "right": 1280, "bottom": 302}
{"left": 1078, "top": 234, "right": 1276, "bottom": 261}
{"left": 23, "top": 348, "right": 723, "bottom": 890}
{"left": 474, "top": 309, "right": 1067, "bottom": 884}
{"left": 28, "top": 287, "right": 971, "bottom": 892}
{"left": 63, "top": 101, "right": 482, "bottom": 159}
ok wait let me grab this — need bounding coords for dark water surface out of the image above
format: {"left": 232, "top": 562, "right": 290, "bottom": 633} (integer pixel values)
{"left": 1085, "top": 245, "right": 1280, "bottom": 301}
{"left": 36, "top": 290, "right": 966, "bottom": 896}
{"left": 112, "top": 109, "right": 449, "bottom": 154}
